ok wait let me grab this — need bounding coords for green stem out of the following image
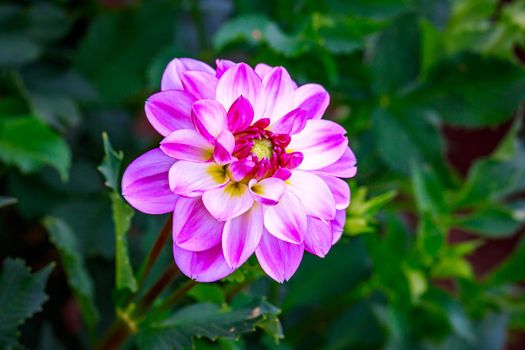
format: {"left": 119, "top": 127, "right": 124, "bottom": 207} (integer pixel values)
{"left": 158, "top": 280, "right": 198, "bottom": 310}
{"left": 135, "top": 264, "right": 180, "bottom": 314}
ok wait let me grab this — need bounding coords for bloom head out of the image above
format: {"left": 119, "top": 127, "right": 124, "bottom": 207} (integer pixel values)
{"left": 122, "top": 58, "right": 357, "bottom": 282}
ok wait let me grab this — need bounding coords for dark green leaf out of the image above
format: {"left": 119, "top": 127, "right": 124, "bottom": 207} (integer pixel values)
{"left": 188, "top": 284, "right": 226, "bottom": 305}
{"left": 75, "top": 2, "right": 176, "bottom": 103}
{"left": 370, "top": 13, "right": 421, "bottom": 94}
{"left": 43, "top": 217, "right": 100, "bottom": 329}
{"left": 136, "top": 301, "right": 280, "bottom": 350}
{"left": 453, "top": 205, "right": 521, "bottom": 238}
{"left": 372, "top": 107, "right": 445, "bottom": 175}
{"left": 488, "top": 235, "right": 525, "bottom": 285}
{"left": 0, "top": 116, "right": 71, "bottom": 181}
{"left": 97, "top": 132, "right": 124, "bottom": 192}
{"left": 0, "top": 258, "right": 53, "bottom": 349}
{"left": 411, "top": 161, "right": 448, "bottom": 215}
{"left": 416, "top": 53, "right": 525, "bottom": 126}
{"left": 214, "top": 15, "right": 304, "bottom": 57}
{"left": 327, "top": 0, "right": 408, "bottom": 18}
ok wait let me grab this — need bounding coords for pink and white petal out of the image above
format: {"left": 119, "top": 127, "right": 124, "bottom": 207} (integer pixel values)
{"left": 161, "top": 58, "right": 215, "bottom": 91}
{"left": 287, "top": 170, "right": 336, "bottom": 220}
{"left": 216, "top": 63, "right": 265, "bottom": 119}
{"left": 228, "top": 159, "right": 255, "bottom": 181}
{"left": 213, "top": 130, "right": 236, "bottom": 165}
{"left": 122, "top": 148, "right": 178, "bottom": 214}
{"left": 315, "top": 147, "right": 357, "bottom": 178}
{"left": 160, "top": 129, "right": 213, "bottom": 162}
{"left": 191, "top": 99, "right": 228, "bottom": 141}
{"left": 269, "top": 108, "right": 307, "bottom": 135}
{"left": 169, "top": 161, "right": 228, "bottom": 196}
{"left": 227, "top": 96, "right": 254, "bottom": 133}
{"left": 317, "top": 174, "right": 350, "bottom": 210}
{"left": 249, "top": 177, "right": 286, "bottom": 206}
{"left": 215, "top": 59, "right": 236, "bottom": 78}
{"left": 181, "top": 71, "right": 218, "bottom": 100}
{"left": 173, "top": 198, "right": 223, "bottom": 252}
{"left": 293, "top": 83, "right": 330, "bottom": 120}
{"left": 202, "top": 182, "right": 254, "bottom": 221}
{"left": 304, "top": 216, "right": 333, "bottom": 258}
{"left": 255, "top": 229, "right": 304, "bottom": 283}
{"left": 262, "top": 67, "right": 295, "bottom": 122}
{"left": 289, "top": 119, "right": 348, "bottom": 170}
{"left": 173, "top": 244, "right": 234, "bottom": 282}
{"left": 222, "top": 204, "right": 263, "bottom": 268}
{"left": 331, "top": 209, "right": 346, "bottom": 245}
{"left": 254, "top": 63, "right": 273, "bottom": 80}
{"left": 263, "top": 191, "right": 306, "bottom": 244}
{"left": 145, "top": 90, "right": 196, "bottom": 136}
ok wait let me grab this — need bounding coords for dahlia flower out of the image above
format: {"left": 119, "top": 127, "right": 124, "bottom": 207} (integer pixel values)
{"left": 122, "top": 58, "right": 357, "bottom": 283}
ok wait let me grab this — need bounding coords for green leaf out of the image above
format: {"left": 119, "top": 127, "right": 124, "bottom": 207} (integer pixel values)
{"left": 488, "top": 235, "right": 525, "bottom": 285}
{"left": 0, "top": 116, "right": 71, "bottom": 180}
{"left": 410, "top": 161, "right": 447, "bottom": 216}
{"left": 416, "top": 53, "right": 525, "bottom": 126}
{"left": 75, "top": 2, "right": 176, "bottom": 103}
{"left": 417, "top": 214, "right": 445, "bottom": 260}
{"left": 136, "top": 301, "right": 280, "bottom": 350}
{"left": 43, "top": 217, "right": 100, "bottom": 329}
{"left": 370, "top": 13, "right": 421, "bottom": 94}
{"left": 188, "top": 284, "right": 226, "bottom": 305}
{"left": 111, "top": 193, "right": 137, "bottom": 293}
{"left": 327, "top": 0, "right": 409, "bottom": 18}
{"left": 371, "top": 107, "right": 445, "bottom": 175}
{"left": 97, "top": 132, "right": 124, "bottom": 192}
{"left": 453, "top": 205, "right": 521, "bottom": 238}
{"left": 0, "top": 196, "right": 17, "bottom": 209}
{"left": 0, "top": 258, "right": 53, "bottom": 349}
{"left": 213, "top": 15, "right": 304, "bottom": 57}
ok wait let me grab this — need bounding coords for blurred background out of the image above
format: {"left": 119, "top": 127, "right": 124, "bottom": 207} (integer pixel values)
{"left": 1, "top": 0, "right": 525, "bottom": 349}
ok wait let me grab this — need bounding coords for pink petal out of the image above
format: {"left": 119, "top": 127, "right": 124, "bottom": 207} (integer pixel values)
{"left": 181, "top": 71, "right": 218, "bottom": 100}
{"left": 161, "top": 58, "right": 215, "bottom": 91}
{"left": 145, "top": 90, "right": 196, "bottom": 136}
{"left": 160, "top": 129, "right": 213, "bottom": 162}
{"left": 215, "top": 59, "right": 236, "bottom": 78}
{"left": 222, "top": 204, "right": 263, "bottom": 268}
{"left": 229, "top": 158, "right": 255, "bottom": 181}
{"left": 216, "top": 63, "right": 265, "bottom": 119}
{"left": 255, "top": 229, "right": 304, "bottom": 283}
{"left": 213, "top": 130, "right": 236, "bottom": 165}
{"left": 263, "top": 191, "right": 306, "bottom": 244}
{"left": 173, "top": 244, "right": 234, "bottom": 282}
{"left": 287, "top": 170, "right": 336, "bottom": 220}
{"left": 317, "top": 174, "right": 350, "bottom": 210}
{"left": 304, "top": 216, "right": 333, "bottom": 258}
{"left": 191, "top": 99, "right": 228, "bottom": 141}
{"left": 269, "top": 108, "right": 308, "bottom": 135}
{"left": 289, "top": 119, "right": 348, "bottom": 170}
{"left": 227, "top": 96, "right": 254, "bottom": 133}
{"left": 173, "top": 198, "right": 223, "bottom": 251}
{"left": 168, "top": 161, "right": 229, "bottom": 196}
{"left": 122, "top": 148, "right": 178, "bottom": 214}
{"left": 254, "top": 63, "right": 273, "bottom": 80}
{"left": 293, "top": 83, "right": 330, "bottom": 120}
{"left": 249, "top": 177, "right": 286, "bottom": 206}
{"left": 262, "top": 67, "right": 295, "bottom": 122}
{"left": 315, "top": 147, "right": 357, "bottom": 178}
{"left": 202, "top": 182, "right": 254, "bottom": 221}
{"left": 331, "top": 209, "right": 346, "bottom": 245}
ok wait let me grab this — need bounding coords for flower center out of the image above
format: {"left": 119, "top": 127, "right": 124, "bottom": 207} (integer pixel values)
{"left": 250, "top": 138, "right": 274, "bottom": 159}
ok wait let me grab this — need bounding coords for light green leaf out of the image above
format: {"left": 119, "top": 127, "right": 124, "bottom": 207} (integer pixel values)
{"left": 97, "top": 132, "right": 124, "bottom": 192}
{"left": 111, "top": 192, "right": 137, "bottom": 293}
{"left": 453, "top": 205, "right": 521, "bottom": 238}
{"left": 411, "top": 161, "right": 447, "bottom": 216}
{"left": 0, "top": 258, "right": 53, "bottom": 349}
{"left": 188, "top": 284, "right": 226, "bottom": 305}
{"left": 136, "top": 301, "right": 280, "bottom": 350}
{"left": 0, "top": 116, "right": 71, "bottom": 180}
{"left": 43, "top": 217, "right": 100, "bottom": 329}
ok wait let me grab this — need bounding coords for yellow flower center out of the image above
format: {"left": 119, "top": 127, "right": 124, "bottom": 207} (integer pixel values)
{"left": 251, "top": 138, "right": 273, "bottom": 159}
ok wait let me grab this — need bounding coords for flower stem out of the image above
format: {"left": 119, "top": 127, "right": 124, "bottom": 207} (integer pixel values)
{"left": 136, "top": 216, "right": 173, "bottom": 288}
{"left": 135, "top": 264, "right": 180, "bottom": 314}
{"left": 158, "top": 280, "right": 198, "bottom": 310}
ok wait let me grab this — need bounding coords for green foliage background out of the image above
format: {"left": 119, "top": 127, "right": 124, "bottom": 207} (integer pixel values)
{"left": 1, "top": 0, "right": 525, "bottom": 349}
